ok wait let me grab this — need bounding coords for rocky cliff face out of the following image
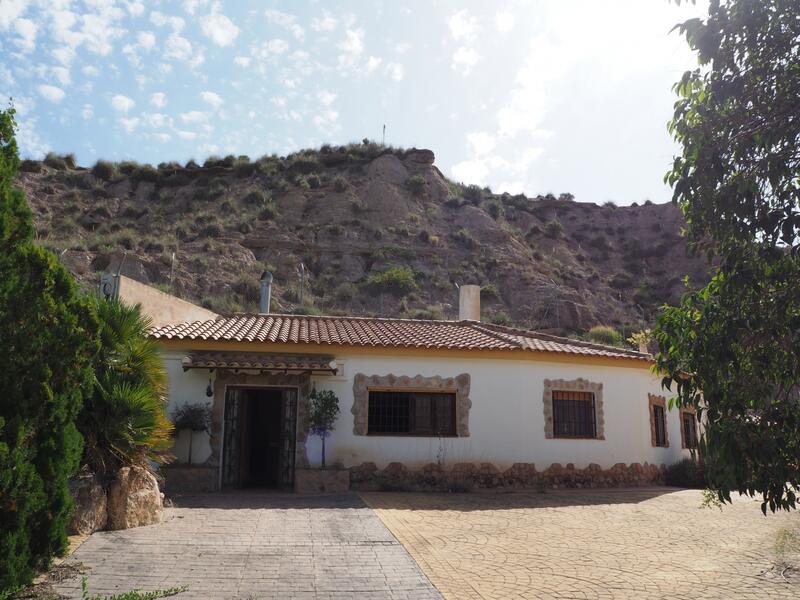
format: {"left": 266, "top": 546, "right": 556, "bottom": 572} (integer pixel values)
{"left": 18, "top": 144, "right": 709, "bottom": 334}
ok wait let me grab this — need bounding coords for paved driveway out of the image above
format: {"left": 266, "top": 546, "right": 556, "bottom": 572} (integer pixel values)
{"left": 364, "top": 488, "right": 800, "bottom": 600}
{"left": 54, "top": 493, "right": 441, "bottom": 600}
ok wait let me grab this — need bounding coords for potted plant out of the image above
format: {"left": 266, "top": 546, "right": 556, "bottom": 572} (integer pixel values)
{"left": 170, "top": 402, "right": 212, "bottom": 465}
{"left": 296, "top": 388, "right": 349, "bottom": 493}
{"left": 308, "top": 388, "right": 340, "bottom": 468}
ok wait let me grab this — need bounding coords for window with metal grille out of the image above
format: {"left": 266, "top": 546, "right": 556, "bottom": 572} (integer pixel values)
{"left": 367, "top": 391, "right": 456, "bottom": 436}
{"left": 552, "top": 390, "right": 596, "bottom": 438}
{"left": 653, "top": 404, "right": 667, "bottom": 447}
{"left": 682, "top": 411, "right": 698, "bottom": 448}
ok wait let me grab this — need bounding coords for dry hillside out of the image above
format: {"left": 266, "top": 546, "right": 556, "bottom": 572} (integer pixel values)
{"left": 16, "top": 143, "right": 710, "bottom": 336}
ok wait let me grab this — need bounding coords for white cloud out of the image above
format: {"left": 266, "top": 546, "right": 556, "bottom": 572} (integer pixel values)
{"left": 13, "top": 17, "right": 36, "bottom": 52}
{"left": 467, "top": 132, "right": 496, "bottom": 155}
{"left": 81, "top": 103, "right": 94, "bottom": 120}
{"left": 53, "top": 46, "right": 76, "bottom": 65}
{"left": 82, "top": 65, "right": 99, "bottom": 77}
{"left": 51, "top": 66, "right": 70, "bottom": 86}
{"left": 38, "top": 84, "right": 65, "bottom": 103}
{"left": 164, "top": 32, "right": 192, "bottom": 60}
{"left": 448, "top": 10, "right": 477, "bottom": 41}
{"left": 337, "top": 28, "right": 364, "bottom": 69}
{"left": 265, "top": 9, "right": 304, "bottom": 40}
{"left": 234, "top": 55, "right": 250, "bottom": 67}
{"left": 111, "top": 94, "right": 135, "bottom": 113}
{"left": 311, "top": 11, "right": 337, "bottom": 33}
{"left": 182, "top": 0, "right": 208, "bottom": 16}
{"left": 452, "top": 46, "right": 479, "bottom": 75}
{"left": 495, "top": 11, "right": 515, "bottom": 32}
{"left": 318, "top": 90, "right": 336, "bottom": 106}
{"left": 124, "top": 1, "right": 144, "bottom": 17}
{"left": 366, "top": 56, "right": 382, "bottom": 73}
{"left": 200, "top": 9, "right": 239, "bottom": 46}
{"left": 137, "top": 30, "right": 156, "bottom": 50}
{"left": 151, "top": 132, "right": 171, "bottom": 143}
{"left": 119, "top": 117, "right": 140, "bottom": 133}
{"left": 0, "top": 0, "right": 27, "bottom": 29}
{"left": 150, "top": 92, "right": 166, "bottom": 108}
{"left": 180, "top": 110, "right": 208, "bottom": 124}
{"left": 200, "top": 91, "right": 223, "bottom": 109}
{"left": 176, "top": 130, "right": 196, "bottom": 140}
{"left": 451, "top": 159, "right": 490, "bottom": 184}
{"left": 143, "top": 112, "right": 172, "bottom": 128}
{"left": 386, "top": 62, "right": 404, "bottom": 81}
{"left": 199, "top": 142, "right": 219, "bottom": 154}
{"left": 150, "top": 11, "right": 185, "bottom": 32}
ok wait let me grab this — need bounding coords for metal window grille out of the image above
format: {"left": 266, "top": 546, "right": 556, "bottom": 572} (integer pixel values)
{"left": 552, "top": 390, "right": 596, "bottom": 438}
{"left": 368, "top": 391, "right": 456, "bottom": 436}
{"left": 653, "top": 404, "right": 667, "bottom": 447}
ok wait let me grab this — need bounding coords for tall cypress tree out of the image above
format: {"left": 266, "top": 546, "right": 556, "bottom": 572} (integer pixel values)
{"left": 0, "top": 108, "right": 98, "bottom": 592}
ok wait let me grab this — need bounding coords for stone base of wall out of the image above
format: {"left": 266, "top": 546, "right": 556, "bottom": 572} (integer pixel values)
{"left": 161, "top": 465, "right": 218, "bottom": 494}
{"left": 295, "top": 468, "right": 350, "bottom": 494}
{"left": 350, "top": 461, "right": 666, "bottom": 492}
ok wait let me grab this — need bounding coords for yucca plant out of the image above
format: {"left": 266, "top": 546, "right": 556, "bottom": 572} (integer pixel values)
{"left": 79, "top": 297, "right": 173, "bottom": 475}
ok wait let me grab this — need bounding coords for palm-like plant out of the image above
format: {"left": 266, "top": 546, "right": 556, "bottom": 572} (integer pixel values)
{"left": 80, "top": 297, "right": 173, "bottom": 475}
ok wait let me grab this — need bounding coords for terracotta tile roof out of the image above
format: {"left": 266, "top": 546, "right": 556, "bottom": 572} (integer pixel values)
{"left": 182, "top": 352, "right": 338, "bottom": 373}
{"left": 151, "top": 314, "right": 651, "bottom": 362}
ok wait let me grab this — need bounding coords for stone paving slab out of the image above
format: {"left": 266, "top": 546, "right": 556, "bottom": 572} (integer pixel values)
{"left": 54, "top": 493, "right": 442, "bottom": 600}
{"left": 363, "top": 487, "right": 800, "bottom": 600}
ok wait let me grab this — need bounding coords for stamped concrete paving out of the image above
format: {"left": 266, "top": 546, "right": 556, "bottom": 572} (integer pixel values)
{"left": 54, "top": 493, "right": 442, "bottom": 600}
{"left": 364, "top": 488, "right": 800, "bottom": 600}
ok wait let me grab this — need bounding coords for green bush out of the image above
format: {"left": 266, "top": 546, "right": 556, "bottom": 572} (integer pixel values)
{"left": 259, "top": 203, "right": 279, "bottom": 220}
{"left": 544, "top": 219, "right": 563, "bottom": 238}
{"left": 664, "top": 458, "right": 707, "bottom": 488}
{"left": 587, "top": 325, "right": 624, "bottom": 347}
{"left": 463, "top": 184, "right": 483, "bottom": 204}
{"left": 451, "top": 228, "right": 477, "bottom": 249}
{"left": 79, "top": 298, "right": 172, "bottom": 476}
{"left": 43, "top": 151, "right": 69, "bottom": 170}
{"left": 406, "top": 175, "right": 427, "bottom": 197}
{"left": 366, "top": 267, "right": 418, "bottom": 296}
{"left": 1, "top": 108, "right": 99, "bottom": 593}
{"left": 332, "top": 175, "right": 349, "bottom": 192}
{"left": 486, "top": 200, "right": 504, "bottom": 220}
{"left": 91, "top": 160, "right": 117, "bottom": 181}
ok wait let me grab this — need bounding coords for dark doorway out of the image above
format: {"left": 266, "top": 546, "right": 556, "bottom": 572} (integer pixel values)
{"left": 222, "top": 386, "right": 297, "bottom": 490}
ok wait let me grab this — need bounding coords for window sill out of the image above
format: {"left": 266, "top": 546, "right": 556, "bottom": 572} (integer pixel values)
{"left": 366, "top": 433, "right": 459, "bottom": 438}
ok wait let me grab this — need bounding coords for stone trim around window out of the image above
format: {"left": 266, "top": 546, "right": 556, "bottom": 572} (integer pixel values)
{"left": 543, "top": 378, "right": 605, "bottom": 440}
{"left": 352, "top": 373, "right": 471, "bottom": 437}
{"left": 679, "top": 406, "right": 698, "bottom": 449}
{"left": 648, "top": 393, "right": 669, "bottom": 448}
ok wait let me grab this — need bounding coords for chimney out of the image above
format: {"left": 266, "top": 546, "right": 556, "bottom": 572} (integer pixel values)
{"left": 458, "top": 285, "right": 481, "bottom": 321}
{"left": 259, "top": 271, "right": 273, "bottom": 314}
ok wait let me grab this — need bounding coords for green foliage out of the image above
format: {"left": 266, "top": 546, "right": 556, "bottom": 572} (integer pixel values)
{"left": 463, "top": 184, "right": 483, "bottom": 204}
{"left": 544, "top": 219, "right": 563, "bottom": 238}
{"left": 656, "top": 0, "right": 800, "bottom": 513}
{"left": 308, "top": 388, "right": 340, "bottom": 468}
{"left": 490, "top": 312, "right": 512, "bottom": 326}
{"left": 627, "top": 329, "right": 652, "bottom": 351}
{"left": 486, "top": 200, "right": 504, "bottom": 220}
{"left": 0, "top": 108, "right": 98, "bottom": 594}
{"left": 586, "top": 325, "right": 624, "bottom": 347}
{"left": 91, "top": 160, "right": 117, "bottom": 181}
{"left": 664, "top": 458, "right": 707, "bottom": 489}
{"left": 332, "top": 175, "right": 349, "bottom": 192}
{"left": 79, "top": 298, "right": 173, "bottom": 476}
{"left": 242, "top": 188, "right": 270, "bottom": 207}
{"left": 405, "top": 175, "right": 427, "bottom": 197}
{"left": 171, "top": 404, "right": 212, "bottom": 434}
{"left": 81, "top": 577, "right": 188, "bottom": 600}
{"left": 366, "top": 267, "right": 417, "bottom": 296}
{"left": 451, "top": 228, "right": 477, "bottom": 249}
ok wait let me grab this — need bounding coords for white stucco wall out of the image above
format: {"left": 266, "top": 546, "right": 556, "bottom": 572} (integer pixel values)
{"left": 160, "top": 348, "right": 690, "bottom": 473}
{"left": 163, "top": 351, "right": 213, "bottom": 465}
{"left": 305, "top": 353, "right": 690, "bottom": 471}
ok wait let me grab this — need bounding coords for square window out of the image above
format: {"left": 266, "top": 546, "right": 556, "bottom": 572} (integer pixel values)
{"left": 552, "top": 390, "right": 596, "bottom": 438}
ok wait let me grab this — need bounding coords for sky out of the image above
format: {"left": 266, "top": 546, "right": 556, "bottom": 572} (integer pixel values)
{"left": 0, "top": 0, "right": 707, "bottom": 205}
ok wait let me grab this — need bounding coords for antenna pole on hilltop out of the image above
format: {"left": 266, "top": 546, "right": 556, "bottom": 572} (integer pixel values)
{"left": 382, "top": 124, "right": 386, "bottom": 146}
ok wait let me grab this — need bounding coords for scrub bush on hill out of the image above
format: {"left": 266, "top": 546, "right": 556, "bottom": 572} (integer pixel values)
{"left": 0, "top": 108, "right": 99, "bottom": 595}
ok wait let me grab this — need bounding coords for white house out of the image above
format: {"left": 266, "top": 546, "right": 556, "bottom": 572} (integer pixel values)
{"left": 139, "top": 278, "right": 697, "bottom": 493}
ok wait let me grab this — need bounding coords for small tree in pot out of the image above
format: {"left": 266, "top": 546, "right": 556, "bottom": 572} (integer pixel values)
{"left": 308, "top": 389, "right": 340, "bottom": 469}
{"left": 170, "top": 403, "right": 212, "bottom": 465}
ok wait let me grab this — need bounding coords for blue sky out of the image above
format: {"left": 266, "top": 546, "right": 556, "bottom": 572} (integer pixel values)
{"left": 0, "top": 0, "right": 706, "bottom": 204}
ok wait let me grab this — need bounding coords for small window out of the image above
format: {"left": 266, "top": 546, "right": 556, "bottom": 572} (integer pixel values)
{"left": 653, "top": 404, "right": 667, "bottom": 447}
{"left": 552, "top": 390, "right": 596, "bottom": 438}
{"left": 682, "top": 411, "right": 698, "bottom": 448}
{"left": 368, "top": 391, "right": 456, "bottom": 436}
